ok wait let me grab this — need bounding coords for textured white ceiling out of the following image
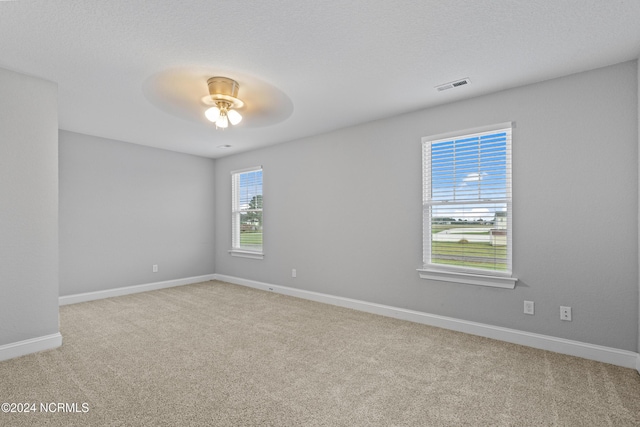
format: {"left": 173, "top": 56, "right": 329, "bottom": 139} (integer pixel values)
{"left": 1, "top": 1, "right": 639, "bottom": 158}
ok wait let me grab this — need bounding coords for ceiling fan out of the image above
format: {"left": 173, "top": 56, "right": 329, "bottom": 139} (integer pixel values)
{"left": 202, "top": 76, "right": 244, "bottom": 129}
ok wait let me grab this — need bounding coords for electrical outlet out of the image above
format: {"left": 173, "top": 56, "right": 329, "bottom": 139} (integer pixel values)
{"left": 524, "top": 301, "right": 534, "bottom": 315}
{"left": 152, "top": 264, "right": 158, "bottom": 273}
{"left": 292, "top": 269, "right": 297, "bottom": 278}
{"left": 560, "top": 306, "right": 572, "bottom": 321}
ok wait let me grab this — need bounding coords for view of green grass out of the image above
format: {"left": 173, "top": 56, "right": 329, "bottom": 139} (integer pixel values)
{"left": 434, "top": 258, "right": 507, "bottom": 270}
{"left": 431, "top": 224, "right": 492, "bottom": 233}
{"left": 431, "top": 240, "right": 507, "bottom": 271}
{"left": 240, "top": 231, "right": 263, "bottom": 246}
{"left": 432, "top": 241, "right": 506, "bottom": 256}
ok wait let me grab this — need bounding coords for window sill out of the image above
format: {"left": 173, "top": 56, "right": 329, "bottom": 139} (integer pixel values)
{"left": 417, "top": 267, "right": 517, "bottom": 289}
{"left": 229, "top": 250, "right": 264, "bottom": 260}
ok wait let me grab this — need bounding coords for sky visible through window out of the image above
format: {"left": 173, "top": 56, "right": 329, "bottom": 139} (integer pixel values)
{"left": 238, "top": 170, "right": 262, "bottom": 209}
{"left": 431, "top": 131, "right": 508, "bottom": 222}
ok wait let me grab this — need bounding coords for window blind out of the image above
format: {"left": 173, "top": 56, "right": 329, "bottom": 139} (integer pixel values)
{"left": 423, "top": 126, "right": 512, "bottom": 273}
{"left": 232, "top": 167, "right": 263, "bottom": 253}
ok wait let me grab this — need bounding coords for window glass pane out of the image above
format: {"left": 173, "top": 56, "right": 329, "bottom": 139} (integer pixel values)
{"left": 238, "top": 170, "right": 262, "bottom": 208}
{"left": 232, "top": 168, "right": 263, "bottom": 253}
{"left": 239, "top": 211, "right": 262, "bottom": 251}
{"left": 424, "top": 126, "right": 511, "bottom": 274}
{"left": 430, "top": 203, "right": 507, "bottom": 271}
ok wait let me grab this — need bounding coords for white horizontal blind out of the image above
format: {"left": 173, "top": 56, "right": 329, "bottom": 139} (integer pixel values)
{"left": 423, "top": 126, "right": 512, "bottom": 273}
{"left": 232, "top": 167, "right": 263, "bottom": 253}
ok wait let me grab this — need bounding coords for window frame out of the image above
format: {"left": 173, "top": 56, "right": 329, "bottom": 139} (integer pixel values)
{"left": 417, "top": 123, "right": 517, "bottom": 289}
{"left": 229, "top": 166, "right": 264, "bottom": 260}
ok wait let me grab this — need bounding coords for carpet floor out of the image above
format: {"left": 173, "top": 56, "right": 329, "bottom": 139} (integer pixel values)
{"left": 1, "top": 280, "right": 639, "bottom": 426}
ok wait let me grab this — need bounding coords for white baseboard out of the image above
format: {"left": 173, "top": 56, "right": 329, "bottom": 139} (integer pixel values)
{"left": 215, "top": 274, "right": 640, "bottom": 371}
{"left": 59, "top": 274, "right": 217, "bottom": 306}
{"left": 0, "top": 333, "right": 62, "bottom": 362}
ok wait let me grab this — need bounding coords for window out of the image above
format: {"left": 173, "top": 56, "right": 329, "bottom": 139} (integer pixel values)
{"left": 418, "top": 123, "right": 516, "bottom": 288}
{"left": 230, "top": 167, "right": 263, "bottom": 259}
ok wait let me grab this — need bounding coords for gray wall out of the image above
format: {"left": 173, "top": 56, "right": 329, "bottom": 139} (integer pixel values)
{"left": 0, "top": 68, "right": 59, "bottom": 345}
{"left": 59, "top": 131, "right": 216, "bottom": 296}
{"left": 215, "top": 61, "right": 639, "bottom": 352}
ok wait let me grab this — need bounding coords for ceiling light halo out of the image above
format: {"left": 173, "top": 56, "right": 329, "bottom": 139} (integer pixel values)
{"left": 203, "top": 76, "right": 244, "bottom": 129}
{"left": 144, "top": 68, "right": 294, "bottom": 130}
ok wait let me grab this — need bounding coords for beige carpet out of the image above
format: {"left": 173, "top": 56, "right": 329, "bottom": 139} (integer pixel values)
{"left": 1, "top": 280, "right": 639, "bottom": 426}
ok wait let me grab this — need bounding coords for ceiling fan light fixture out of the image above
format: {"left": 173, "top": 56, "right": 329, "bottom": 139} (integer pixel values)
{"left": 203, "top": 76, "right": 244, "bottom": 130}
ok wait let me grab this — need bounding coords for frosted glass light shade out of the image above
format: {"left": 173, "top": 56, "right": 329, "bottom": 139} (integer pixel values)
{"left": 205, "top": 106, "right": 221, "bottom": 122}
{"left": 227, "top": 109, "right": 242, "bottom": 125}
{"left": 216, "top": 115, "right": 229, "bottom": 128}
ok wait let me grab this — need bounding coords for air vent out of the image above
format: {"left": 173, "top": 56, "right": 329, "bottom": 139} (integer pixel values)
{"left": 435, "top": 78, "right": 471, "bottom": 92}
